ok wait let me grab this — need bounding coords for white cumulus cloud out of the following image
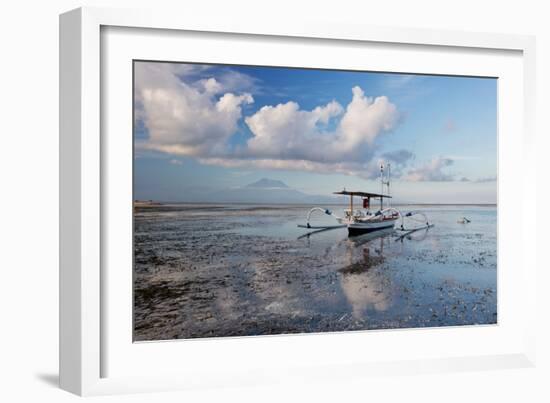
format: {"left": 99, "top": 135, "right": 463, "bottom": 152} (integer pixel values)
{"left": 135, "top": 62, "right": 253, "bottom": 157}
{"left": 243, "top": 86, "right": 398, "bottom": 164}
{"left": 135, "top": 63, "right": 403, "bottom": 178}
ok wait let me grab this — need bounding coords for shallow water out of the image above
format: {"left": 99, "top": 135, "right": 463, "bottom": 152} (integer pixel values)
{"left": 133, "top": 203, "right": 497, "bottom": 341}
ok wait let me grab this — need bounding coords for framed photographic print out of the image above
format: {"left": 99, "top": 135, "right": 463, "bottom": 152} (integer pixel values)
{"left": 60, "top": 7, "right": 537, "bottom": 396}
{"left": 132, "top": 60, "right": 498, "bottom": 341}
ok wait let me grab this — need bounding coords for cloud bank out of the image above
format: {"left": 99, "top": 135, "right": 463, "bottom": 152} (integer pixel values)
{"left": 135, "top": 63, "right": 479, "bottom": 183}
{"left": 405, "top": 157, "right": 455, "bottom": 182}
{"left": 135, "top": 63, "right": 254, "bottom": 158}
{"left": 136, "top": 62, "right": 399, "bottom": 170}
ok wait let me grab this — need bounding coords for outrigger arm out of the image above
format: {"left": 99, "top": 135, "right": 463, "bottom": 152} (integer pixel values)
{"left": 298, "top": 205, "right": 434, "bottom": 237}
{"left": 297, "top": 207, "right": 345, "bottom": 229}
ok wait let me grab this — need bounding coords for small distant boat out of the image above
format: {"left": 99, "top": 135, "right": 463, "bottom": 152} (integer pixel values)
{"left": 299, "top": 163, "right": 433, "bottom": 237}
{"left": 457, "top": 217, "right": 471, "bottom": 224}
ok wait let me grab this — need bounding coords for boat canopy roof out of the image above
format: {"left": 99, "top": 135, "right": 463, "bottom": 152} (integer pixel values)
{"left": 333, "top": 190, "right": 392, "bottom": 198}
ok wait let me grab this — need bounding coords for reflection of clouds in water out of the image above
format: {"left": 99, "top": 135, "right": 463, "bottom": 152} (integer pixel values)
{"left": 214, "top": 286, "right": 241, "bottom": 320}
{"left": 340, "top": 270, "right": 391, "bottom": 319}
{"left": 248, "top": 261, "right": 308, "bottom": 317}
{"left": 339, "top": 238, "right": 392, "bottom": 320}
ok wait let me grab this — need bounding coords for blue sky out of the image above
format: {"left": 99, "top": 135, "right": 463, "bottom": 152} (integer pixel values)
{"left": 134, "top": 61, "right": 497, "bottom": 203}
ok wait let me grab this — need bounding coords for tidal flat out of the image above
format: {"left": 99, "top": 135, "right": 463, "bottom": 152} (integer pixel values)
{"left": 133, "top": 203, "right": 497, "bottom": 341}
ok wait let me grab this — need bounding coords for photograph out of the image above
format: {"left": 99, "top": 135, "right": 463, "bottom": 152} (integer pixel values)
{"left": 132, "top": 60, "right": 497, "bottom": 341}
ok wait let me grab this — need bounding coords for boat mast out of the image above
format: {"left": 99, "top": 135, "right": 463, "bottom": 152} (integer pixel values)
{"left": 380, "top": 163, "right": 384, "bottom": 210}
{"left": 380, "top": 162, "right": 392, "bottom": 209}
{"left": 387, "top": 163, "right": 391, "bottom": 208}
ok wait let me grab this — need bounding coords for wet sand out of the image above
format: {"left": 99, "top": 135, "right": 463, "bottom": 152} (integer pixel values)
{"left": 133, "top": 204, "right": 497, "bottom": 341}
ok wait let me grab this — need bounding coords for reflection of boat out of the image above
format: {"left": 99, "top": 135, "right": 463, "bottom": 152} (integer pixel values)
{"left": 339, "top": 233, "right": 391, "bottom": 319}
{"left": 298, "top": 163, "right": 433, "bottom": 237}
{"left": 347, "top": 227, "right": 395, "bottom": 246}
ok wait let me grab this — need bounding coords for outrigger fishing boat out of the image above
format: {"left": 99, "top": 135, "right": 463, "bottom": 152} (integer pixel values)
{"left": 332, "top": 190, "right": 399, "bottom": 235}
{"left": 298, "top": 163, "right": 433, "bottom": 238}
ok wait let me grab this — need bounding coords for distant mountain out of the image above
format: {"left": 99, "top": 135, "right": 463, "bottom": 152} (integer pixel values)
{"left": 245, "top": 178, "right": 289, "bottom": 189}
{"left": 210, "top": 178, "right": 339, "bottom": 204}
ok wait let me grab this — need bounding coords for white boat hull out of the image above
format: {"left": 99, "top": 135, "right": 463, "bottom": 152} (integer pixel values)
{"left": 347, "top": 217, "right": 398, "bottom": 235}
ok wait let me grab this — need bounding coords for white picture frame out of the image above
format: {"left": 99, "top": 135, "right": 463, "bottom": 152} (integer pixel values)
{"left": 59, "top": 6, "right": 537, "bottom": 396}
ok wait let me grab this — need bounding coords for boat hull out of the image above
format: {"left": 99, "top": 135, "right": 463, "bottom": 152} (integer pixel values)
{"left": 347, "top": 218, "right": 397, "bottom": 236}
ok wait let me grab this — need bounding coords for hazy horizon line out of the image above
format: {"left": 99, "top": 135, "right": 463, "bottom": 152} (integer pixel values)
{"left": 135, "top": 199, "right": 497, "bottom": 207}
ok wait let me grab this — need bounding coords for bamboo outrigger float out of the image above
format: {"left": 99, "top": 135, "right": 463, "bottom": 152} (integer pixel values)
{"left": 298, "top": 163, "right": 434, "bottom": 238}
